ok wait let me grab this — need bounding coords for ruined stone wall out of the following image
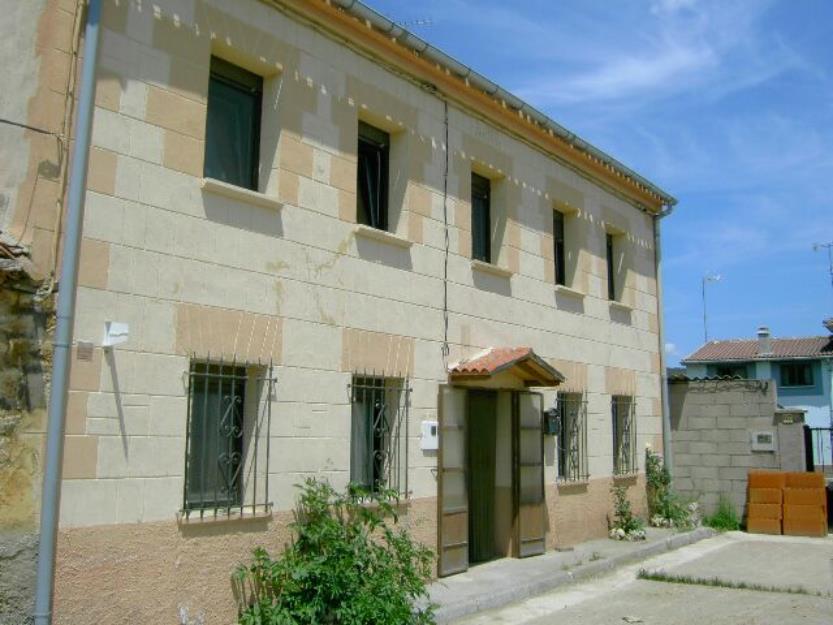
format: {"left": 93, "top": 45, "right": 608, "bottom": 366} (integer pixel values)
{"left": 0, "top": 270, "right": 54, "bottom": 625}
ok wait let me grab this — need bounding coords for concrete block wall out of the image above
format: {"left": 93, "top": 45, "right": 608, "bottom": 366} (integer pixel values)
{"left": 669, "top": 378, "right": 806, "bottom": 517}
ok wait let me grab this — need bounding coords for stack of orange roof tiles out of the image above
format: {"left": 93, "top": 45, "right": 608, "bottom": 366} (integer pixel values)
{"left": 782, "top": 472, "right": 827, "bottom": 537}
{"left": 746, "top": 471, "right": 784, "bottom": 535}
{"left": 746, "top": 471, "right": 828, "bottom": 537}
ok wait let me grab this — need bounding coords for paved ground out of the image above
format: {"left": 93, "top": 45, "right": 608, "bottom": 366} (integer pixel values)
{"left": 452, "top": 532, "right": 833, "bottom": 625}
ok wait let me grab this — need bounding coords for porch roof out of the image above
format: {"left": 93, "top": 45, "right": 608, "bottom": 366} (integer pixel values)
{"left": 448, "top": 347, "right": 565, "bottom": 387}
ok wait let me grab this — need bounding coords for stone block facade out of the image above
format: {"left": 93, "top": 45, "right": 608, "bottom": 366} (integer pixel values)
{"left": 1, "top": 1, "right": 672, "bottom": 622}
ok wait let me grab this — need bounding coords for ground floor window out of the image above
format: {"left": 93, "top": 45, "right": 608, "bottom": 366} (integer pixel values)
{"left": 612, "top": 395, "right": 637, "bottom": 475}
{"left": 350, "top": 375, "right": 410, "bottom": 495}
{"left": 557, "top": 392, "right": 588, "bottom": 482}
{"left": 183, "top": 360, "right": 274, "bottom": 517}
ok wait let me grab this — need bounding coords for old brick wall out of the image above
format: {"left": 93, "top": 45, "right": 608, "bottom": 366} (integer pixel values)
{"left": 669, "top": 378, "right": 805, "bottom": 518}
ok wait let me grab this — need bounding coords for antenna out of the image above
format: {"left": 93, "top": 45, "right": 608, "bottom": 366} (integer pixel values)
{"left": 813, "top": 241, "right": 833, "bottom": 295}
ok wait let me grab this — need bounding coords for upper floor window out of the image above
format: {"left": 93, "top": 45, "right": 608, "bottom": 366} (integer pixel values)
{"left": 554, "top": 210, "right": 567, "bottom": 286}
{"left": 780, "top": 362, "right": 813, "bottom": 387}
{"left": 605, "top": 233, "right": 616, "bottom": 300}
{"left": 471, "top": 173, "right": 491, "bottom": 263}
{"left": 204, "top": 57, "right": 263, "bottom": 191}
{"left": 715, "top": 364, "right": 747, "bottom": 379}
{"left": 357, "top": 122, "right": 390, "bottom": 231}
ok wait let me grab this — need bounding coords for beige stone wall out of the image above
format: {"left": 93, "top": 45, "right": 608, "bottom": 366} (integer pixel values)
{"left": 57, "top": 0, "right": 662, "bottom": 531}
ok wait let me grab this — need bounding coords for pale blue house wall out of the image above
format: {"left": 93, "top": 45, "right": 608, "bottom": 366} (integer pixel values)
{"left": 681, "top": 359, "right": 832, "bottom": 429}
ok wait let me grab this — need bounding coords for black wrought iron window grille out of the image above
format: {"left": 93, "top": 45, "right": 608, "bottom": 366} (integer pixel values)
{"left": 557, "top": 392, "right": 588, "bottom": 482}
{"left": 612, "top": 395, "right": 637, "bottom": 475}
{"left": 349, "top": 374, "right": 410, "bottom": 497}
{"left": 182, "top": 358, "right": 275, "bottom": 518}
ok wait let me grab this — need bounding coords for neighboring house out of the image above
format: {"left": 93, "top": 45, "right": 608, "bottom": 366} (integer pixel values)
{"left": 0, "top": 1, "right": 676, "bottom": 623}
{"left": 682, "top": 324, "right": 833, "bottom": 432}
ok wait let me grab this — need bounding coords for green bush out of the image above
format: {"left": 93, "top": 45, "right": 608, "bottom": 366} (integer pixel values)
{"left": 234, "top": 479, "right": 436, "bottom": 625}
{"left": 609, "top": 485, "right": 646, "bottom": 540}
{"left": 645, "top": 449, "right": 699, "bottom": 529}
{"left": 704, "top": 497, "right": 740, "bottom": 531}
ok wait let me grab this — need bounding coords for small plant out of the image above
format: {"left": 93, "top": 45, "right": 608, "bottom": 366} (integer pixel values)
{"left": 609, "top": 485, "right": 646, "bottom": 541}
{"left": 234, "top": 478, "right": 436, "bottom": 625}
{"left": 645, "top": 449, "right": 699, "bottom": 530}
{"left": 589, "top": 551, "right": 603, "bottom": 562}
{"left": 703, "top": 496, "right": 740, "bottom": 531}
{"left": 637, "top": 569, "right": 829, "bottom": 597}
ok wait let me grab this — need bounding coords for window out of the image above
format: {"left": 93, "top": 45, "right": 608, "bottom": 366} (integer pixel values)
{"left": 183, "top": 361, "right": 274, "bottom": 517}
{"left": 471, "top": 173, "right": 491, "bottom": 262}
{"left": 557, "top": 392, "right": 588, "bottom": 482}
{"left": 554, "top": 210, "right": 566, "bottom": 286}
{"left": 780, "top": 362, "right": 814, "bottom": 387}
{"left": 204, "top": 57, "right": 263, "bottom": 190}
{"left": 350, "top": 375, "right": 410, "bottom": 494}
{"left": 606, "top": 233, "right": 616, "bottom": 300}
{"left": 715, "top": 364, "right": 747, "bottom": 379}
{"left": 357, "top": 122, "right": 390, "bottom": 231}
{"left": 612, "top": 395, "right": 636, "bottom": 475}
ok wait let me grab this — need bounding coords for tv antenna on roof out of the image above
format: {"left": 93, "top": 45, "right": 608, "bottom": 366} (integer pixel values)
{"left": 813, "top": 241, "right": 833, "bottom": 295}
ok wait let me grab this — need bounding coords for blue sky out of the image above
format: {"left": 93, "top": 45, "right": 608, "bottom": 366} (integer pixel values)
{"left": 364, "top": 0, "right": 833, "bottom": 364}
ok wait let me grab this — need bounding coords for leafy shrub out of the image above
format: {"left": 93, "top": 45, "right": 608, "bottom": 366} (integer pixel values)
{"left": 234, "top": 479, "right": 436, "bottom": 625}
{"left": 703, "top": 496, "right": 740, "bottom": 531}
{"left": 609, "top": 485, "right": 645, "bottom": 540}
{"left": 645, "top": 449, "right": 699, "bottom": 530}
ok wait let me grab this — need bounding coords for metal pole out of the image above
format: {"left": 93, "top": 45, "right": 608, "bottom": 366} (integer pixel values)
{"left": 33, "top": 1, "right": 101, "bottom": 623}
{"left": 702, "top": 276, "right": 708, "bottom": 343}
{"left": 653, "top": 207, "right": 675, "bottom": 476}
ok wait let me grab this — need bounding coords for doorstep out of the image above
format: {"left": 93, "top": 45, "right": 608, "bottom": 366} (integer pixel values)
{"left": 427, "top": 526, "right": 717, "bottom": 624}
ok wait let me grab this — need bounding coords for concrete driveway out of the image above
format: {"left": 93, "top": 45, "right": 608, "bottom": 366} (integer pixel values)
{"left": 454, "top": 532, "right": 833, "bottom": 625}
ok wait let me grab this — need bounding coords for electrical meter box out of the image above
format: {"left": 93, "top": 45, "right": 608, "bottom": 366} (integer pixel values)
{"left": 420, "top": 420, "right": 439, "bottom": 450}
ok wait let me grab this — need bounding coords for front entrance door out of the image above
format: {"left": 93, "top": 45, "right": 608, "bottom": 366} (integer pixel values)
{"left": 467, "top": 390, "right": 497, "bottom": 563}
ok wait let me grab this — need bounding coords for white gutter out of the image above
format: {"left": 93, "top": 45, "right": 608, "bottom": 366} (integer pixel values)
{"left": 653, "top": 205, "right": 675, "bottom": 474}
{"left": 33, "top": 1, "right": 101, "bottom": 623}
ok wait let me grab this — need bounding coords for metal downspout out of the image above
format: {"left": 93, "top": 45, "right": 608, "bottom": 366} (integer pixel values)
{"left": 33, "top": 1, "right": 101, "bottom": 623}
{"left": 653, "top": 205, "right": 675, "bottom": 476}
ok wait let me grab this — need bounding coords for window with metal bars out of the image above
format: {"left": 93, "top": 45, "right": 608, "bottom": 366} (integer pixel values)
{"left": 471, "top": 173, "right": 491, "bottom": 263}
{"left": 556, "top": 392, "right": 588, "bottom": 482}
{"left": 204, "top": 57, "right": 263, "bottom": 191}
{"left": 611, "top": 395, "right": 637, "bottom": 475}
{"left": 182, "top": 360, "right": 274, "bottom": 518}
{"left": 357, "top": 122, "right": 390, "bottom": 231}
{"left": 349, "top": 375, "right": 410, "bottom": 495}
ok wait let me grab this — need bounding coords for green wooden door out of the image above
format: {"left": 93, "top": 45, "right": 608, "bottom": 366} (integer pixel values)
{"left": 468, "top": 390, "right": 497, "bottom": 563}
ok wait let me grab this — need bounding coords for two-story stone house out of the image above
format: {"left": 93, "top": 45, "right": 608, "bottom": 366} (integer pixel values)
{"left": 1, "top": 1, "right": 676, "bottom": 622}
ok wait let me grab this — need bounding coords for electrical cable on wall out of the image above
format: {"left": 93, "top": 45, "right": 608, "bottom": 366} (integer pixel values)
{"left": 441, "top": 98, "right": 450, "bottom": 366}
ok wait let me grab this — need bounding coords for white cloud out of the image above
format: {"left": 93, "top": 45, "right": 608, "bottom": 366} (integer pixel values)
{"left": 665, "top": 342, "right": 678, "bottom": 355}
{"left": 651, "top": 0, "right": 699, "bottom": 15}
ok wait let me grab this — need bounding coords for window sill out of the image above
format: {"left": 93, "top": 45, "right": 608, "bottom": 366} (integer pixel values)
{"left": 471, "top": 259, "right": 512, "bottom": 278}
{"left": 201, "top": 177, "right": 282, "bottom": 211}
{"left": 177, "top": 505, "right": 273, "bottom": 525}
{"left": 608, "top": 300, "right": 633, "bottom": 313}
{"left": 354, "top": 224, "right": 413, "bottom": 248}
{"left": 554, "top": 285, "right": 585, "bottom": 299}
